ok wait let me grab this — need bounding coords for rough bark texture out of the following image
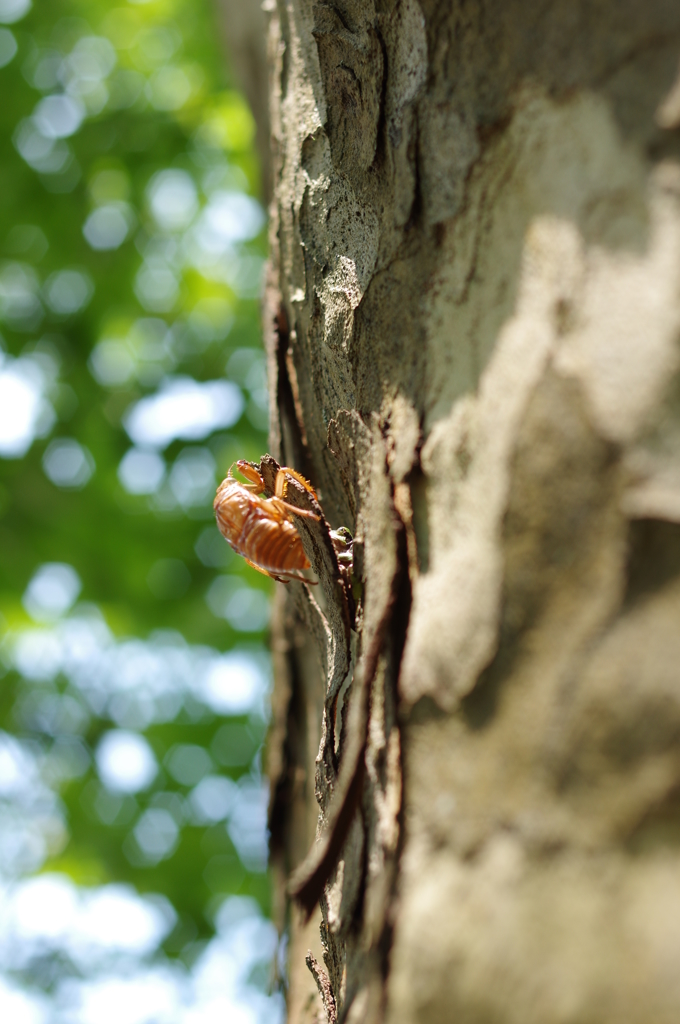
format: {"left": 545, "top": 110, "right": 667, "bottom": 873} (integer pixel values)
{"left": 262, "top": 2, "right": 680, "bottom": 1022}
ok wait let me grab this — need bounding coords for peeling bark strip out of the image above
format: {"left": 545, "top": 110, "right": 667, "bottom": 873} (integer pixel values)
{"left": 288, "top": 524, "right": 405, "bottom": 917}
{"left": 263, "top": 0, "right": 680, "bottom": 1022}
{"left": 306, "top": 951, "right": 338, "bottom": 1024}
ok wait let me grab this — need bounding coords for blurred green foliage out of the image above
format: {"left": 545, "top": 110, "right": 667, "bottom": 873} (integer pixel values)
{"left": 0, "top": 0, "right": 274, "bottom": 982}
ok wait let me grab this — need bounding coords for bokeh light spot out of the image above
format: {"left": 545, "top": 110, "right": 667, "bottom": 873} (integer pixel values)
{"left": 33, "top": 95, "right": 85, "bottom": 139}
{"left": 0, "top": 27, "right": 17, "bottom": 67}
{"left": 0, "top": 357, "right": 55, "bottom": 458}
{"left": 22, "top": 563, "right": 81, "bottom": 621}
{"left": 201, "top": 651, "right": 268, "bottom": 715}
{"left": 133, "top": 807, "right": 179, "bottom": 862}
{"left": 146, "top": 66, "right": 193, "bottom": 112}
{"left": 83, "top": 202, "right": 133, "bottom": 250}
{"left": 118, "top": 448, "right": 165, "bottom": 495}
{"left": 88, "top": 338, "right": 135, "bottom": 387}
{"left": 0, "top": 0, "right": 30, "bottom": 25}
{"left": 134, "top": 261, "right": 179, "bottom": 312}
{"left": 0, "top": 261, "right": 42, "bottom": 328}
{"left": 147, "top": 169, "right": 198, "bottom": 231}
{"left": 165, "top": 743, "right": 212, "bottom": 786}
{"left": 43, "top": 438, "right": 95, "bottom": 488}
{"left": 189, "top": 775, "right": 236, "bottom": 824}
{"left": 205, "top": 576, "right": 270, "bottom": 632}
{"left": 96, "top": 730, "right": 157, "bottom": 794}
{"left": 44, "top": 269, "right": 93, "bottom": 315}
{"left": 169, "top": 446, "right": 216, "bottom": 507}
{"left": 124, "top": 377, "right": 243, "bottom": 449}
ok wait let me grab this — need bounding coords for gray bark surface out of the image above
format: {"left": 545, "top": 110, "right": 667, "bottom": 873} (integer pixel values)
{"left": 261, "top": 2, "right": 680, "bottom": 1022}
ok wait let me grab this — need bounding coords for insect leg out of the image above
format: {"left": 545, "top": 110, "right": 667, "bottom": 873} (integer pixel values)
{"left": 242, "top": 557, "right": 280, "bottom": 580}
{"left": 233, "top": 460, "right": 266, "bottom": 491}
{"left": 270, "top": 497, "right": 320, "bottom": 521}
{"left": 275, "top": 467, "right": 319, "bottom": 502}
{"left": 243, "top": 557, "right": 317, "bottom": 584}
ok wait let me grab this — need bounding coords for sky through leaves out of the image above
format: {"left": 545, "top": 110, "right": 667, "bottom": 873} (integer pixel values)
{"left": 0, "top": 0, "right": 283, "bottom": 1020}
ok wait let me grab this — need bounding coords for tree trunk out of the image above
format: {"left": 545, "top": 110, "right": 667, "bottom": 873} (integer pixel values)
{"left": 263, "top": 3, "right": 680, "bottom": 1022}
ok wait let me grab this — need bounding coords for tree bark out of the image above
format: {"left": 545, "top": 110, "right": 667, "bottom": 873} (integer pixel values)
{"left": 263, "top": 2, "right": 680, "bottom": 1022}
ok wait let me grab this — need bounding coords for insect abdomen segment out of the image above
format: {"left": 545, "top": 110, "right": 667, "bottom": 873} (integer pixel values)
{"left": 238, "top": 509, "right": 311, "bottom": 575}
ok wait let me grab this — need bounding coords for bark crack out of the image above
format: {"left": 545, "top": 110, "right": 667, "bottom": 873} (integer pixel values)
{"left": 306, "top": 950, "right": 338, "bottom": 1024}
